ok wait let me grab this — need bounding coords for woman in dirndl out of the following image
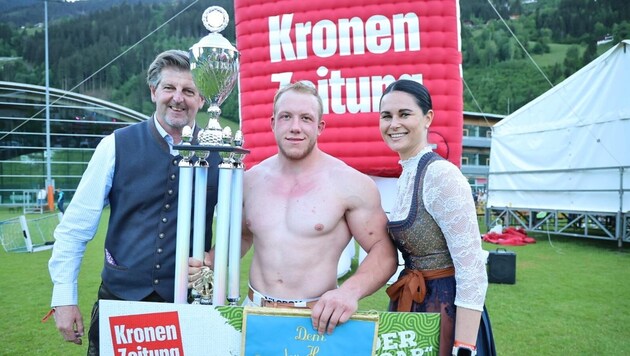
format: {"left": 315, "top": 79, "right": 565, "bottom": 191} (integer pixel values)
{"left": 378, "top": 79, "right": 496, "bottom": 356}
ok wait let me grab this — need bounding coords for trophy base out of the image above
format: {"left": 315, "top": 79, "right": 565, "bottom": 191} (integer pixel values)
{"left": 227, "top": 298, "right": 240, "bottom": 306}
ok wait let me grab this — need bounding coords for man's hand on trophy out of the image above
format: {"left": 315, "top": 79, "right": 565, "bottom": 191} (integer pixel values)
{"left": 188, "top": 256, "right": 214, "bottom": 303}
{"left": 188, "top": 257, "right": 203, "bottom": 288}
{"left": 188, "top": 253, "right": 215, "bottom": 287}
{"left": 189, "top": 266, "right": 213, "bottom": 293}
{"left": 203, "top": 250, "right": 215, "bottom": 270}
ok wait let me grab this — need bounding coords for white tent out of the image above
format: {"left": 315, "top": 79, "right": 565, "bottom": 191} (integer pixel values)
{"left": 488, "top": 40, "right": 630, "bottom": 214}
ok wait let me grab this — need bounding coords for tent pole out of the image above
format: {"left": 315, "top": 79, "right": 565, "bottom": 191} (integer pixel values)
{"left": 615, "top": 167, "right": 624, "bottom": 248}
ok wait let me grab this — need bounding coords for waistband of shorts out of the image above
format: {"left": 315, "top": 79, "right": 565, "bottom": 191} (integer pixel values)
{"left": 248, "top": 284, "right": 318, "bottom": 309}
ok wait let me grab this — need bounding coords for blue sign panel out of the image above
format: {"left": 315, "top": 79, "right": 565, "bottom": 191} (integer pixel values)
{"left": 243, "top": 308, "right": 377, "bottom": 355}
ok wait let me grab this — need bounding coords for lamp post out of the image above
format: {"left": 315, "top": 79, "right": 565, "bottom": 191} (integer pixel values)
{"left": 44, "top": 0, "right": 54, "bottom": 210}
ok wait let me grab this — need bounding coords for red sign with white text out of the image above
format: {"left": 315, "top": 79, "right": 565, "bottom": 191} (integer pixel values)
{"left": 234, "top": 0, "right": 463, "bottom": 177}
{"left": 109, "top": 311, "right": 184, "bottom": 356}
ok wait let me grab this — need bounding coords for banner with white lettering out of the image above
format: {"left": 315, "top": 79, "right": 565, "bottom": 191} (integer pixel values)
{"left": 99, "top": 300, "right": 440, "bottom": 355}
{"left": 234, "top": 0, "right": 463, "bottom": 176}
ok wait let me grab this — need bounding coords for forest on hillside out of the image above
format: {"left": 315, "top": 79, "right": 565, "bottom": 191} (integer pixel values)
{"left": 0, "top": 0, "right": 628, "bottom": 117}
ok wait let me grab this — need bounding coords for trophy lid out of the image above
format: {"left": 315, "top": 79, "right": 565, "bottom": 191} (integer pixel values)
{"left": 191, "top": 6, "right": 236, "bottom": 53}
{"left": 202, "top": 6, "right": 229, "bottom": 33}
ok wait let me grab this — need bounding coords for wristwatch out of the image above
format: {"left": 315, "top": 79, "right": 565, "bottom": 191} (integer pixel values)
{"left": 452, "top": 345, "right": 477, "bottom": 356}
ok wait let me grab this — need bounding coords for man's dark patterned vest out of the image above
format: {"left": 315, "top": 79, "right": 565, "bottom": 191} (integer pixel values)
{"left": 102, "top": 118, "right": 220, "bottom": 301}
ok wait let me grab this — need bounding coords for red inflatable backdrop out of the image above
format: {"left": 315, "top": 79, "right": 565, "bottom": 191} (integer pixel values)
{"left": 234, "top": 0, "right": 462, "bottom": 177}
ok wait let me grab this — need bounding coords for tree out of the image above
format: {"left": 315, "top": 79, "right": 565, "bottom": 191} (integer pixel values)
{"left": 563, "top": 45, "right": 582, "bottom": 77}
{"left": 612, "top": 21, "right": 630, "bottom": 43}
{"left": 581, "top": 40, "right": 597, "bottom": 67}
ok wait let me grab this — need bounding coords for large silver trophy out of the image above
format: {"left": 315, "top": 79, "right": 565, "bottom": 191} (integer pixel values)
{"left": 173, "top": 6, "right": 247, "bottom": 306}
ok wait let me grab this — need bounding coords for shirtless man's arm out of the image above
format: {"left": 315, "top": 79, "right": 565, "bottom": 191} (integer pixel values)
{"left": 311, "top": 169, "right": 397, "bottom": 335}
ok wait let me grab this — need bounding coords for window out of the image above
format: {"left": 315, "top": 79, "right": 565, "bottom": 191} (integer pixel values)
{"left": 478, "top": 126, "right": 492, "bottom": 138}
{"left": 464, "top": 125, "right": 479, "bottom": 137}
{"left": 480, "top": 153, "right": 490, "bottom": 166}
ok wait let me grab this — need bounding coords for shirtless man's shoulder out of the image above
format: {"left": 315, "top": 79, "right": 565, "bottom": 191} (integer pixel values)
{"left": 321, "top": 153, "right": 382, "bottom": 204}
{"left": 244, "top": 152, "right": 379, "bottom": 210}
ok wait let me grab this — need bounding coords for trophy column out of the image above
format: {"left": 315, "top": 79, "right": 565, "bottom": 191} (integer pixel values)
{"left": 173, "top": 130, "right": 194, "bottom": 304}
{"left": 228, "top": 131, "right": 245, "bottom": 305}
{"left": 211, "top": 128, "right": 234, "bottom": 306}
{"left": 173, "top": 6, "right": 248, "bottom": 306}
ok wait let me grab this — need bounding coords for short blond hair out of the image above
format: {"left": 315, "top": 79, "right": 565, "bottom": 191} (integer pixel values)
{"left": 273, "top": 81, "right": 324, "bottom": 121}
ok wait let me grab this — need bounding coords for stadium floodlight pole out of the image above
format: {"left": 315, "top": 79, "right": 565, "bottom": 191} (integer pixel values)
{"left": 42, "top": 0, "right": 68, "bottom": 210}
{"left": 44, "top": 0, "right": 54, "bottom": 210}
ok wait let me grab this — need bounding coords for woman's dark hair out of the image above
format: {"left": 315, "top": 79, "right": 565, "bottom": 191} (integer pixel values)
{"left": 381, "top": 79, "right": 433, "bottom": 114}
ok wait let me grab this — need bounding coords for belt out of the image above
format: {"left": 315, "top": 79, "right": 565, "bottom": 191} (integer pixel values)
{"left": 386, "top": 267, "right": 455, "bottom": 312}
{"left": 248, "top": 287, "right": 317, "bottom": 309}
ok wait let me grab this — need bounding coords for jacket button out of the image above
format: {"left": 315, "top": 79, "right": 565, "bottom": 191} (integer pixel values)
{"left": 155, "top": 264, "right": 161, "bottom": 269}
{"left": 170, "top": 174, "right": 176, "bottom": 180}
{"left": 154, "top": 279, "right": 159, "bottom": 285}
{"left": 164, "top": 204, "right": 170, "bottom": 210}
{"left": 168, "top": 189, "right": 174, "bottom": 195}
{"left": 157, "top": 248, "right": 163, "bottom": 254}
{"left": 159, "top": 233, "right": 165, "bottom": 239}
{"left": 162, "top": 217, "right": 167, "bottom": 223}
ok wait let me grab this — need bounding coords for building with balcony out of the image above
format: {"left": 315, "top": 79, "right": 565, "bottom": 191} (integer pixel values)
{"left": 461, "top": 111, "right": 505, "bottom": 193}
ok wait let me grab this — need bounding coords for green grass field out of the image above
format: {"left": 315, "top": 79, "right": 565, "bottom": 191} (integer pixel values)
{"left": 0, "top": 208, "right": 629, "bottom": 355}
{"left": 528, "top": 42, "right": 616, "bottom": 69}
{"left": 529, "top": 43, "right": 575, "bottom": 68}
